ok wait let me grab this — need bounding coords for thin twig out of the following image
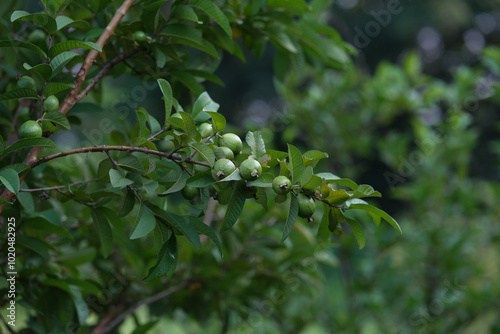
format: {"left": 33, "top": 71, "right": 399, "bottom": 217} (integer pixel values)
{"left": 147, "top": 127, "right": 169, "bottom": 141}
{"left": 96, "top": 283, "right": 187, "bottom": 333}
{"left": 76, "top": 49, "right": 139, "bottom": 101}
{"left": 32, "top": 145, "right": 210, "bottom": 168}
{"left": 19, "top": 178, "right": 100, "bottom": 192}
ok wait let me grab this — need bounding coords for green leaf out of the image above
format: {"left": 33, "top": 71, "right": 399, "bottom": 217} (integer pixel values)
{"left": 186, "top": 173, "right": 214, "bottom": 188}
{"left": 345, "top": 217, "right": 366, "bottom": 249}
{"left": 190, "top": 142, "right": 215, "bottom": 167}
{"left": 0, "top": 40, "right": 47, "bottom": 58}
{"left": 159, "top": 171, "right": 189, "bottom": 196}
{"left": 325, "top": 189, "right": 351, "bottom": 205}
{"left": 49, "top": 41, "right": 101, "bottom": 58}
{"left": 287, "top": 144, "right": 305, "bottom": 184}
{"left": 301, "top": 170, "right": 322, "bottom": 192}
{"left": 189, "top": 0, "right": 232, "bottom": 37}
{"left": 44, "top": 0, "right": 74, "bottom": 15}
{"left": 49, "top": 51, "right": 80, "bottom": 78}
{"left": 268, "top": 28, "right": 298, "bottom": 53}
{"left": 23, "top": 63, "right": 52, "bottom": 80}
{"left": 170, "top": 70, "right": 204, "bottom": 95}
{"left": 206, "top": 111, "right": 226, "bottom": 132}
{"left": 144, "top": 233, "right": 177, "bottom": 281}
{"left": 11, "top": 10, "right": 57, "bottom": 34}
{"left": 23, "top": 216, "right": 72, "bottom": 239}
{"left": 266, "top": 149, "right": 288, "bottom": 168}
{"left": 136, "top": 108, "right": 152, "bottom": 138}
{"left": 221, "top": 181, "right": 247, "bottom": 231}
{"left": 175, "top": 111, "right": 200, "bottom": 141}
{"left": 91, "top": 208, "right": 113, "bottom": 257}
{"left": 142, "top": 0, "right": 167, "bottom": 33}
{"left": 281, "top": 194, "right": 299, "bottom": 242}
{"left": 147, "top": 203, "right": 201, "bottom": 250}
{"left": 187, "top": 216, "right": 223, "bottom": 257}
{"left": 0, "top": 88, "right": 38, "bottom": 102}
{"left": 218, "top": 169, "right": 242, "bottom": 182}
{"left": 55, "top": 16, "right": 90, "bottom": 31}
{"left": 161, "top": 24, "right": 217, "bottom": 58}
{"left": 68, "top": 285, "right": 89, "bottom": 325}
{"left": 171, "top": 5, "right": 199, "bottom": 23}
{"left": 116, "top": 189, "right": 135, "bottom": 218}
{"left": 352, "top": 184, "right": 382, "bottom": 199}
{"left": 348, "top": 203, "right": 402, "bottom": 233}
{"left": 130, "top": 204, "right": 156, "bottom": 239}
{"left": 246, "top": 131, "right": 266, "bottom": 159}
{"left": 117, "top": 155, "right": 143, "bottom": 174}
{"left": 43, "top": 111, "right": 70, "bottom": 131}
{"left": 43, "top": 82, "right": 74, "bottom": 96}
{"left": 246, "top": 173, "right": 274, "bottom": 187}
{"left": 17, "top": 235, "right": 50, "bottom": 260}
{"left": 157, "top": 79, "right": 173, "bottom": 120}
{"left": 317, "top": 205, "right": 331, "bottom": 243}
{"left": 303, "top": 150, "right": 329, "bottom": 167}
{"left": 108, "top": 169, "right": 134, "bottom": 188}
{"left": 255, "top": 188, "right": 268, "bottom": 209}
{"left": 1, "top": 138, "right": 55, "bottom": 158}
{"left": 0, "top": 168, "right": 19, "bottom": 194}
{"left": 316, "top": 172, "right": 358, "bottom": 190}
{"left": 211, "top": 25, "right": 245, "bottom": 62}
{"left": 192, "top": 92, "right": 220, "bottom": 120}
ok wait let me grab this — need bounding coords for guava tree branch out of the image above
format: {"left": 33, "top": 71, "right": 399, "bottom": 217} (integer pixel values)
{"left": 0, "top": 0, "right": 136, "bottom": 213}
{"left": 93, "top": 283, "right": 187, "bottom": 334}
{"left": 31, "top": 145, "right": 210, "bottom": 168}
{"left": 76, "top": 49, "right": 139, "bottom": 101}
{"left": 19, "top": 178, "right": 100, "bottom": 192}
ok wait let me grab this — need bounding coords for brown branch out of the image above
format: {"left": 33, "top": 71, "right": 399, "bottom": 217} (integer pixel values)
{"left": 91, "top": 303, "right": 126, "bottom": 334}
{"left": 76, "top": 49, "right": 139, "bottom": 101}
{"left": 31, "top": 145, "right": 210, "bottom": 168}
{"left": 94, "top": 283, "right": 187, "bottom": 334}
{"left": 0, "top": 0, "right": 136, "bottom": 213}
{"left": 19, "top": 178, "right": 100, "bottom": 192}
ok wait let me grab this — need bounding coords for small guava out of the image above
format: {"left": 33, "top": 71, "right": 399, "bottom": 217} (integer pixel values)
{"left": 181, "top": 185, "right": 197, "bottom": 200}
{"left": 17, "top": 76, "right": 36, "bottom": 90}
{"left": 19, "top": 120, "right": 42, "bottom": 139}
{"left": 212, "top": 158, "right": 236, "bottom": 180}
{"left": 199, "top": 123, "right": 213, "bottom": 138}
{"left": 297, "top": 194, "right": 316, "bottom": 219}
{"left": 272, "top": 176, "right": 291, "bottom": 195}
{"left": 43, "top": 95, "right": 59, "bottom": 112}
{"left": 218, "top": 146, "right": 234, "bottom": 160}
{"left": 239, "top": 158, "right": 262, "bottom": 180}
{"left": 219, "top": 133, "right": 242, "bottom": 155}
{"left": 134, "top": 30, "right": 147, "bottom": 42}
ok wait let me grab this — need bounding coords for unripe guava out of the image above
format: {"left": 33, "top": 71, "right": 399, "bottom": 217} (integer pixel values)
{"left": 17, "top": 76, "right": 36, "bottom": 90}
{"left": 199, "top": 123, "right": 213, "bottom": 138}
{"left": 272, "top": 176, "right": 291, "bottom": 195}
{"left": 219, "top": 133, "right": 242, "bottom": 155}
{"left": 43, "top": 95, "right": 59, "bottom": 112}
{"left": 297, "top": 194, "right": 315, "bottom": 218}
{"left": 239, "top": 158, "right": 262, "bottom": 180}
{"left": 19, "top": 120, "right": 42, "bottom": 139}
{"left": 212, "top": 158, "right": 236, "bottom": 180}
{"left": 181, "top": 185, "right": 197, "bottom": 200}
{"left": 134, "top": 30, "right": 147, "bottom": 42}
{"left": 218, "top": 146, "right": 234, "bottom": 160}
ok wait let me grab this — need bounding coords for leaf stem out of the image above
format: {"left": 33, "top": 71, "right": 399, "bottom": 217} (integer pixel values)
{"left": 19, "top": 178, "right": 100, "bottom": 192}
